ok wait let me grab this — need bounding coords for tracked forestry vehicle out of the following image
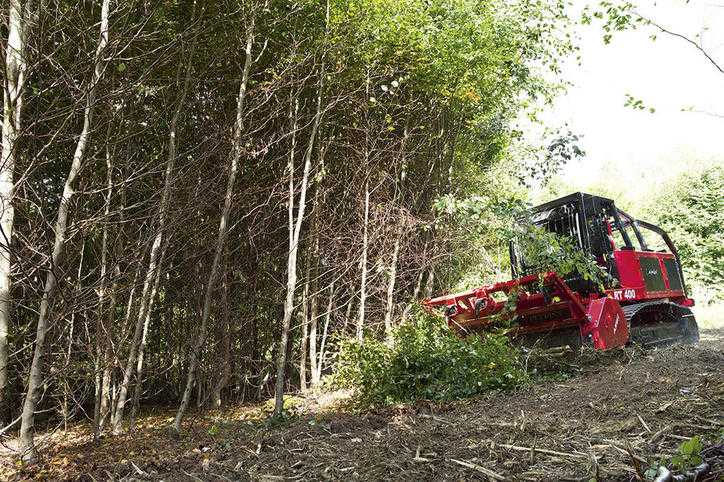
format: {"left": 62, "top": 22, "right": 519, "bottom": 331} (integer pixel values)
{"left": 423, "top": 193, "right": 700, "bottom": 350}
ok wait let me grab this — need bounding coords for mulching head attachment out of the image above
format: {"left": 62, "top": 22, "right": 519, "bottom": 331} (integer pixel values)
{"left": 423, "top": 272, "right": 629, "bottom": 351}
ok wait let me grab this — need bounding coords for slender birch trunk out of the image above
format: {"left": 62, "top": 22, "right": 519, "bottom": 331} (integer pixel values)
{"left": 306, "top": 277, "right": 319, "bottom": 389}
{"left": 112, "top": 254, "right": 142, "bottom": 387}
{"left": 383, "top": 235, "right": 401, "bottom": 336}
{"left": 102, "top": 191, "right": 139, "bottom": 430}
{"left": 287, "top": 97, "right": 307, "bottom": 393}
{"left": 129, "top": 37, "right": 196, "bottom": 427}
{"left": 128, "top": 239, "right": 168, "bottom": 432}
{"left": 343, "top": 294, "right": 354, "bottom": 331}
{"left": 128, "top": 256, "right": 165, "bottom": 426}
{"left": 62, "top": 240, "right": 85, "bottom": 428}
{"left": 0, "top": 0, "right": 32, "bottom": 423}
{"left": 211, "top": 265, "right": 231, "bottom": 407}
{"left": 424, "top": 266, "right": 435, "bottom": 298}
{"left": 309, "top": 142, "right": 331, "bottom": 386}
{"left": 312, "top": 281, "right": 334, "bottom": 386}
{"left": 305, "top": 0, "right": 329, "bottom": 384}
{"left": 19, "top": 0, "right": 110, "bottom": 462}
{"left": 129, "top": 241, "right": 166, "bottom": 431}
{"left": 112, "top": 231, "right": 160, "bottom": 433}
{"left": 171, "top": 124, "right": 240, "bottom": 433}
{"left": 356, "top": 181, "right": 370, "bottom": 341}
{"left": 356, "top": 64, "right": 372, "bottom": 341}
{"left": 273, "top": 60, "right": 325, "bottom": 417}
{"left": 171, "top": 16, "right": 254, "bottom": 434}
{"left": 97, "top": 265, "right": 118, "bottom": 436}
{"left": 112, "top": 41, "right": 195, "bottom": 434}
{"left": 93, "top": 120, "right": 114, "bottom": 440}
{"left": 299, "top": 276, "right": 308, "bottom": 392}
{"left": 308, "top": 282, "right": 318, "bottom": 385}
{"left": 113, "top": 184, "right": 138, "bottom": 348}
{"left": 307, "top": 187, "right": 321, "bottom": 387}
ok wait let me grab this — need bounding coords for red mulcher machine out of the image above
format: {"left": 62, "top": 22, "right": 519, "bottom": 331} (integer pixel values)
{"left": 423, "top": 193, "right": 700, "bottom": 350}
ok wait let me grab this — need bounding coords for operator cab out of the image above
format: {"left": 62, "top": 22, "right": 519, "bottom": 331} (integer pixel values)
{"left": 510, "top": 193, "right": 689, "bottom": 303}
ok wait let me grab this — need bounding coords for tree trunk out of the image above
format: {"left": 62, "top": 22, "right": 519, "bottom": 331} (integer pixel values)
{"left": 129, "top": 241, "right": 166, "bottom": 431}
{"left": 273, "top": 57, "right": 324, "bottom": 417}
{"left": 112, "top": 233, "right": 162, "bottom": 434}
{"left": 98, "top": 203, "right": 128, "bottom": 434}
{"left": 107, "top": 254, "right": 141, "bottom": 424}
{"left": 288, "top": 97, "right": 306, "bottom": 393}
{"left": 356, "top": 62, "right": 372, "bottom": 342}
{"left": 112, "top": 38, "right": 195, "bottom": 434}
{"left": 171, "top": 136, "right": 239, "bottom": 433}
{"left": 171, "top": 16, "right": 253, "bottom": 434}
{"left": 211, "top": 264, "right": 231, "bottom": 407}
{"left": 307, "top": 187, "right": 321, "bottom": 388}
{"left": 62, "top": 239, "right": 85, "bottom": 429}
{"left": 116, "top": 222, "right": 144, "bottom": 347}
{"left": 299, "top": 275, "right": 308, "bottom": 392}
{"left": 312, "top": 281, "right": 334, "bottom": 386}
{"left": 19, "top": 0, "right": 110, "bottom": 462}
{"left": 93, "top": 117, "right": 114, "bottom": 441}
{"left": 356, "top": 181, "right": 370, "bottom": 341}
{"left": 383, "top": 235, "right": 401, "bottom": 336}
{"left": 309, "top": 274, "right": 319, "bottom": 386}
{"left": 424, "top": 266, "right": 435, "bottom": 298}
{"left": 97, "top": 265, "right": 118, "bottom": 436}
{"left": 308, "top": 283, "right": 318, "bottom": 385}
{"left": 343, "top": 294, "right": 354, "bottom": 332}
{"left": 0, "top": 0, "right": 31, "bottom": 425}
{"left": 129, "top": 35, "right": 196, "bottom": 428}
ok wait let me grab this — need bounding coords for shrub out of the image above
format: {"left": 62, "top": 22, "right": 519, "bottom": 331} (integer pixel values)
{"left": 333, "top": 312, "right": 527, "bottom": 405}
{"left": 670, "top": 436, "right": 704, "bottom": 471}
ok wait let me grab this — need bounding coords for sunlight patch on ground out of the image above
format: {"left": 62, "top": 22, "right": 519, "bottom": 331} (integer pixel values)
{"left": 694, "top": 302, "right": 724, "bottom": 330}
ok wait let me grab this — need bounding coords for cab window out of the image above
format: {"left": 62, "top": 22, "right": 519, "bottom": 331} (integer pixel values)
{"left": 637, "top": 224, "right": 669, "bottom": 252}
{"left": 609, "top": 217, "right": 641, "bottom": 250}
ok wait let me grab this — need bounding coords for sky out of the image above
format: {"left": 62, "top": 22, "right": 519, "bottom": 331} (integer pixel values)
{"left": 535, "top": 0, "right": 724, "bottom": 198}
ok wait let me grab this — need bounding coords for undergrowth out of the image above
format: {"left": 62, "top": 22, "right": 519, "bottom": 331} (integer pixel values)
{"left": 333, "top": 312, "right": 527, "bottom": 406}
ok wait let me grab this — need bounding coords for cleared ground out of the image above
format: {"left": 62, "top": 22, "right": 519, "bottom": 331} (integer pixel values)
{"left": 2, "top": 329, "right": 722, "bottom": 481}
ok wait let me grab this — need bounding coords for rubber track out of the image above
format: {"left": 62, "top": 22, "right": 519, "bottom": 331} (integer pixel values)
{"left": 621, "top": 300, "right": 680, "bottom": 321}
{"left": 622, "top": 300, "right": 696, "bottom": 347}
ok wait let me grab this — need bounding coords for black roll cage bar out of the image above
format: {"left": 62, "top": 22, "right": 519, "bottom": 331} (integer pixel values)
{"left": 511, "top": 193, "right": 688, "bottom": 296}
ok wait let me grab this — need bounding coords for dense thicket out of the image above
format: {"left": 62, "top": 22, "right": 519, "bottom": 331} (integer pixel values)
{"left": 0, "top": 0, "right": 573, "bottom": 460}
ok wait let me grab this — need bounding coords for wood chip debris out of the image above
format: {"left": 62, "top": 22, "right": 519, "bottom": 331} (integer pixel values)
{"left": 449, "top": 458, "right": 505, "bottom": 480}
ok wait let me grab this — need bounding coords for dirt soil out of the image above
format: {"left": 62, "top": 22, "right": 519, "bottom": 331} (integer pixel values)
{"left": 2, "top": 329, "right": 723, "bottom": 481}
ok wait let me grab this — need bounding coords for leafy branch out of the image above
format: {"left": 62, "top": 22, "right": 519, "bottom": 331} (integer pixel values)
{"left": 512, "top": 223, "right": 610, "bottom": 291}
{"left": 583, "top": 1, "right": 723, "bottom": 75}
